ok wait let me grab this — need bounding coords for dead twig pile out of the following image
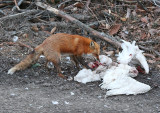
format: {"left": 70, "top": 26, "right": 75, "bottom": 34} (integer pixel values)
{"left": 0, "top": 0, "right": 159, "bottom": 69}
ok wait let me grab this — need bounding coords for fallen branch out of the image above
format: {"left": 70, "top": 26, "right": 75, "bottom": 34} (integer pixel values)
{"left": 0, "top": 41, "right": 33, "bottom": 50}
{"left": 0, "top": 10, "right": 39, "bottom": 21}
{"left": 31, "top": 22, "right": 78, "bottom": 28}
{"left": 35, "top": 2, "right": 121, "bottom": 48}
{"left": 139, "top": 45, "right": 160, "bottom": 57}
{"left": 70, "top": 14, "right": 91, "bottom": 20}
{"left": 84, "top": 0, "right": 91, "bottom": 11}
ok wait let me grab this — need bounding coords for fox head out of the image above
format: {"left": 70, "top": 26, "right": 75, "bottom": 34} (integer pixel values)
{"left": 89, "top": 41, "right": 100, "bottom": 61}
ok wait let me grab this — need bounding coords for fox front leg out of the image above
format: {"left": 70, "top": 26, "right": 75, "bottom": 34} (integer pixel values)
{"left": 75, "top": 56, "right": 91, "bottom": 69}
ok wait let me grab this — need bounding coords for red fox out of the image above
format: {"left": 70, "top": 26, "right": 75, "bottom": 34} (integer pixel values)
{"left": 8, "top": 33, "right": 100, "bottom": 79}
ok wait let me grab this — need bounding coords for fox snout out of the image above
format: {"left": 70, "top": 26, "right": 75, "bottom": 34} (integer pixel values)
{"left": 93, "top": 53, "right": 100, "bottom": 62}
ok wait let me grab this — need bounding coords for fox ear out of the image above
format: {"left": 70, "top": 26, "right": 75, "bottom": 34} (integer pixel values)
{"left": 90, "top": 41, "right": 95, "bottom": 49}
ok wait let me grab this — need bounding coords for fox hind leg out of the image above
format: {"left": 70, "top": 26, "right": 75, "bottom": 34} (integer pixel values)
{"left": 45, "top": 52, "right": 66, "bottom": 79}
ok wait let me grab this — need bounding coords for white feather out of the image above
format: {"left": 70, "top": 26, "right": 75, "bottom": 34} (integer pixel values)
{"left": 99, "top": 55, "right": 112, "bottom": 65}
{"left": 105, "top": 77, "right": 151, "bottom": 96}
{"left": 118, "top": 40, "right": 149, "bottom": 73}
{"left": 100, "top": 64, "right": 150, "bottom": 96}
{"left": 74, "top": 69, "right": 101, "bottom": 84}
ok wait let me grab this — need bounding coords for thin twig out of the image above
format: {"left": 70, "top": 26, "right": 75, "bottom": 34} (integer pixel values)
{"left": 139, "top": 45, "right": 160, "bottom": 57}
{"left": 13, "top": 0, "right": 20, "bottom": 11}
{"left": 85, "top": 0, "right": 91, "bottom": 11}
{"left": 0, "top": 10, "right": 39, "bottom": 21}
{"left": 0, "top": 42, "right": 33, "bottom": 50}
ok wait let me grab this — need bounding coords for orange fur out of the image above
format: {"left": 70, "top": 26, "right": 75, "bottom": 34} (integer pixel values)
{"left": 8, "top": 33, "right": 100, "bottom": 79}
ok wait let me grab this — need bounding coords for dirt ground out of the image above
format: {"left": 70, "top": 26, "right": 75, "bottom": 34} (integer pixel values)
{"left": 0, "top": 33, "right": 160, "bottom": 113}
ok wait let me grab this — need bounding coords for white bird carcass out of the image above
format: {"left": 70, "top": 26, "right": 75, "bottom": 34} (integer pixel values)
{"left": 74, "top": 55, "right": 112, "bottom": 84}
{"left": 100, "top": 64, "right": 151, "bottom": 96}
{"left": 117, "top": 40, "right": 149, "bottom": 73}
{"left": 104, "top": 76, "right": 151, "bottom": 96}
{"left": 100, "top": 41, "right": 151, "bottom": 96}
{"left": 74, "top": 40, "right": 151, "bottom": 97}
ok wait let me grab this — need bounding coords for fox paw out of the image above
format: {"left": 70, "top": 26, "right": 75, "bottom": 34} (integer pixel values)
{"left": 7, "top": 68, "right": 16, "bottom": 75}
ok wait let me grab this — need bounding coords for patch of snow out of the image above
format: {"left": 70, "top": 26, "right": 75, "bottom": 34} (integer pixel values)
{"left": 52, "top": 101, "right": 59, "bottom": 105}
{"left": 10, "top": 93, "right": 16, "bottom": 96}
{"left": 25, "top": 87, "right": 29, "bottom": 90}
{"left": 64, "top": 101, "right": 70, "bottom": 105}
{"left": 37, "top": 106, "right": 43, "bottom": 109}
{"left": 13, "top": 36, "right": 18, "bottom": 42}
{"left": 40, "top": 55, "right": 45, "bottom": 58}
{"left": 66, "top": 57, "right": 70, "bottom": 60}
{"left": 70, "top": 92, "right": 75, "bottom": 96}
{"left": 67, "top": 76, "right": 73, "bottom": 81}
{"left": 47, "top": 62, "right": 54, "bottom": 69}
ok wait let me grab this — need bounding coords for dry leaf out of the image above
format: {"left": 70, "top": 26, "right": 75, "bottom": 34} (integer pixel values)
{"left": 120, "top": 17, "right": 127, "bottom": 21}
{"left": 140, "top": 32, "right": 147, "bottom": 39}
{"left": 120, "top": 32, "right": 127, "bottom": 39}
{"left": 109, "top": 24, "right": 122, "bottom": 35}
{"left": 157, "top": 65, "right": 160, "bottom": 69}
{"left": 50, "top": 0, "right": 55, "bottom": 3}
{"left": 50, "top": 27, "right": 56, "bottom": 34}
{"left": 31, "top": 25, "right": 39, "bottom": 32}
{"left": 154, "top": 8, "right": 160, "bottom": 13}
{"left": 141, "top": 16, "right": 148, "bottom": 23}
{"left": 143, "top": 53, "right": 155, "bottom": 59}
{"left": 44, "top": 31, "right": 51, "bottom": 34}
{"left": 74, "top": 2, "right": 84, "bottom": 8}
{"left": 148, "top": 60, "right": 156, "bottom": 64}
{"left": 50, "top": 18, "right": 55, "bottom": 21}
{"left": 149, "top": 29, "right": 158, "bottom": 36}
{"left": 22, "top": 33, "right": 28, "bottom": 38}
{"left": 105, "top": 51, "right": 114, "bottom": 56}
{"left": 105, "top": 24, "right": 110, "bottom": 29}
{"left": 155, "top": 57, "right": 160, "bottom": 61}
{"left": 40, "top": 25, "right": 45, "bottom": 30}
{"left": 132, "top": 10, "right": 137, "bottom": 16}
